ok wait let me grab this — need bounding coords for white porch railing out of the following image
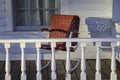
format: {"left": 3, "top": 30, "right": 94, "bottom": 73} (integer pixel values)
{"left": 0, "top": 38, "right": 120, "bottom": 80}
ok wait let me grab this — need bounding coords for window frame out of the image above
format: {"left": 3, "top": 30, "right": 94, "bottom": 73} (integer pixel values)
{"left": 5, "top": 0, "right": 69, "bottom": 31}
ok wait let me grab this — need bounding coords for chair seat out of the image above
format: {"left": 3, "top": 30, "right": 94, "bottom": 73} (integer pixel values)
{"left": 41, "top": 44, "right": 75, "bottom": 52}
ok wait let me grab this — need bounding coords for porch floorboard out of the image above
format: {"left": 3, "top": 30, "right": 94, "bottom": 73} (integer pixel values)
{"left": 0, "top": 59, "right": 120, "bottom": 80}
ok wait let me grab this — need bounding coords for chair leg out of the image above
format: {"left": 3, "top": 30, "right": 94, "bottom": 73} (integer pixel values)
{"left": 68, "top": 58, "right": 80, "bottom": 73}
{"left": 42, "top": 60, "right": 51, "bottom": 70}
{"left": 65, "top": 58, "right": 80, "bottom": 80}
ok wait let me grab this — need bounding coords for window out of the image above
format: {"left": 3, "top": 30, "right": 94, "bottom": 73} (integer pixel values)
{"left": 13, "top": 0, "right": 60, "bottom": 31}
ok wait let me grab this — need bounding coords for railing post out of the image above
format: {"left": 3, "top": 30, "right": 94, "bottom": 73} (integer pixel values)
{"left": 80, "top": 43, "right": 86, "bottom": 80}
{"left": 51, "top": 42, "right": 57, "bottom": 80}
{"left": 65, "top": 42, "right": 71, "bottom": 80}
{"left": 95, "top": 42, "right": 101, "bottom": 80}
{"left": 20, "top": 42, "right": 26, "bottom": 80}
{"left": 36, "top": 42, "right": 42, "bottom": 80}
{"left": 110, "top": 42, "right": 117, "bottom": 80}
{"left": 5, "top": 42, "right": 11, "bottom": 80}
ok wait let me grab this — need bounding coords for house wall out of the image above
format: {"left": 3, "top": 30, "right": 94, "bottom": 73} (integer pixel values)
{"left": 0, "top": 0, "right": 6, "bottom": 32}
{"left": 112, "top": 0, "right": 120, "bottom": 23}
{"left": 68, "top": 0, "right": 113, "bottom": 38}
{"left": 0, "top": 0, "right": 113, "bottom": 33}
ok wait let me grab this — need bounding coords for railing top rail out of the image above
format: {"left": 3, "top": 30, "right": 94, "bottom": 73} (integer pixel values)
{"left": 0, "top": 38, "right": 120, "bottom": 43}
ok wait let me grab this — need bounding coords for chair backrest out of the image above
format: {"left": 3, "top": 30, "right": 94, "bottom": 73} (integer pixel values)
{"left": 49, "top": 14, "right": 80, "bottom": 49}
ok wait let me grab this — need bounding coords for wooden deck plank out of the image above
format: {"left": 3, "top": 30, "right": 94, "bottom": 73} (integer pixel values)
{"left": 116, "top": 61, "right": 120, "bottom": 79}
{"left": 0, "top": 59, "right": 120, "bottom": 80}
{"left": 101, "top": 60, "right": 111, "bottom": 79}
{"left": 0, "top": 61, "right": 5, "bottom": 80}
{"left": 27, "top": 60, "right": 36, "bottom": 80}
{"left": 42, "top": 60, "right": 50, "bottom": 80}
{"left": 71, "top": 60, "right": 80, "bottom": 80}
{"left": 46, "top": 60, "right": 51, "bottom": 80}
{"left": 87, "top": 60, "right": 95, "bottom": 80}
{"left": 26, "top": 60, "right": 30, "bottom": 80}
{"left": 11, "top": 61, "right": 21, "bottom": 80}
{"left": 56, "top": 60, "right": 66, "bottom": 80}
{"left": 86, "top": 59, "right": 94, "bottom": 80}
{"left": 0, "top": 61, "right": 5, "bottom": 73}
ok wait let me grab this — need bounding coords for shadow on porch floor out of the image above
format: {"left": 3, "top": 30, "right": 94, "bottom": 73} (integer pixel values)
{"left": 0, "top": 59, "right": 120, "bottom": 80}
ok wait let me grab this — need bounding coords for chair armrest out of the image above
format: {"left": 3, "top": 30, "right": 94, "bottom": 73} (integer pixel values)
{"left": 40, "top": 28, "right": 49, "bottom": 32}
{"left": 38, "top": 28, "right": 49, "bottom": 38}
{"left": 70, "top": 32, "right": 80, "bottom": 38}
{"left": 72, "top": 32, "right": 80, "bottom": 34}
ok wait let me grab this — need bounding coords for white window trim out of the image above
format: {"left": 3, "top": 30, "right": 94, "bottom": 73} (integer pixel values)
{"left": 6, "top": 0, "right": 13, "bottom": 31}
{"left": 5, "top": 0, "right": 69, "bottom": 31}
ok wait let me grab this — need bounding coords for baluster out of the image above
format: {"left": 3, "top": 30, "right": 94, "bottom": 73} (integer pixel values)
{"left": 65, "top": 42, "right": 71, "bottom": 80}
{"left": 110, "top": 42, "right": 117, "bottom": 80}
{"left": 95, "top": 42, "right": 101, "bottom": 80}
{"left": 51, "top": 42, "right": 57, "bottom": 80}
{"left": 5, "top": 42, "right": 11, "bottom": 80}
{"left": 36, "top": 42, "right": 42, "bottom": 80}
{"left": 80, "top": 43, "right": 86, "bottom": 80}
{"left": 20, "top": 42, "right": 26, "bottom": 80}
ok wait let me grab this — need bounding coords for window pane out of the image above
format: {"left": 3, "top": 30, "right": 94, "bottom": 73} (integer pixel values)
{"left": 49, "top": 0, "right": 55, "bottom": 8}
{"left": 30, "top": 0, "right": 43, "bottom": 8}
{"left": 45, "top": 0, "right": 55, "bottom": 8}
{"left": 30, "top": 11, "right": 42, "bottom": 26}
{"left": 16, "top": 10, "right": 29, "bottom": 26}
{"left": 39, "top": 10, "right": 44, "bottom": 25}
{"left": 14, "top": 0, "right": 60, "bottom": 31}
{"left": 45, "top": 11, "right": 55, "bottom": 25}
{"left": 16, "top": 0, "right": 28, "bottom": 8}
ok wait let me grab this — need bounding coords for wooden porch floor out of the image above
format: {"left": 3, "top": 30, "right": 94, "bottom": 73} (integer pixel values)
{"left": 0, "top": 60, "right": 120, "bottom": 80}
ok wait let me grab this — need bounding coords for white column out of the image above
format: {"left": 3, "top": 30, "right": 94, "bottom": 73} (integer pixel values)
{"left": 5, "top": 42, "right": 11, "bottom": 80}
{"left": 36, "top": 42, "right": 42, "bottom": 80}
{"left": 95, "top": 42, "right": 101, "bottom": 80}
{"left": 110, "top": 42, "right": 117, "bottom": 80}
{"left": 80, "top": 43, "right": 86, "bottom": 80}
{"left": 20, "top": 42, "right": 26, "bottom": 80}
{"left": 65, "top": 42, "right": 71, "bottom": 80}
{"left": 51, "top": 42, "right": 57, "bottom": 80}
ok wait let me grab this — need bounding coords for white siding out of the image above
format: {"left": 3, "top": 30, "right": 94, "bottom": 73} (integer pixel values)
{"left": 0, "top": 0, "right": 113, "bottom": 33}
{"left": 68, "top": 0, "right": 113, "bottom": 37}
{"left": 60, "top": 0, "right": 69, "bottom": 14}
{"left": 66, "top": 0, "right": 113, "bottom": 59}
{"left": 0, "top": 0, "right": 6, "bottom": 32}
{"left": 69, "top": 0, "right": 112, "bottom": 17}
